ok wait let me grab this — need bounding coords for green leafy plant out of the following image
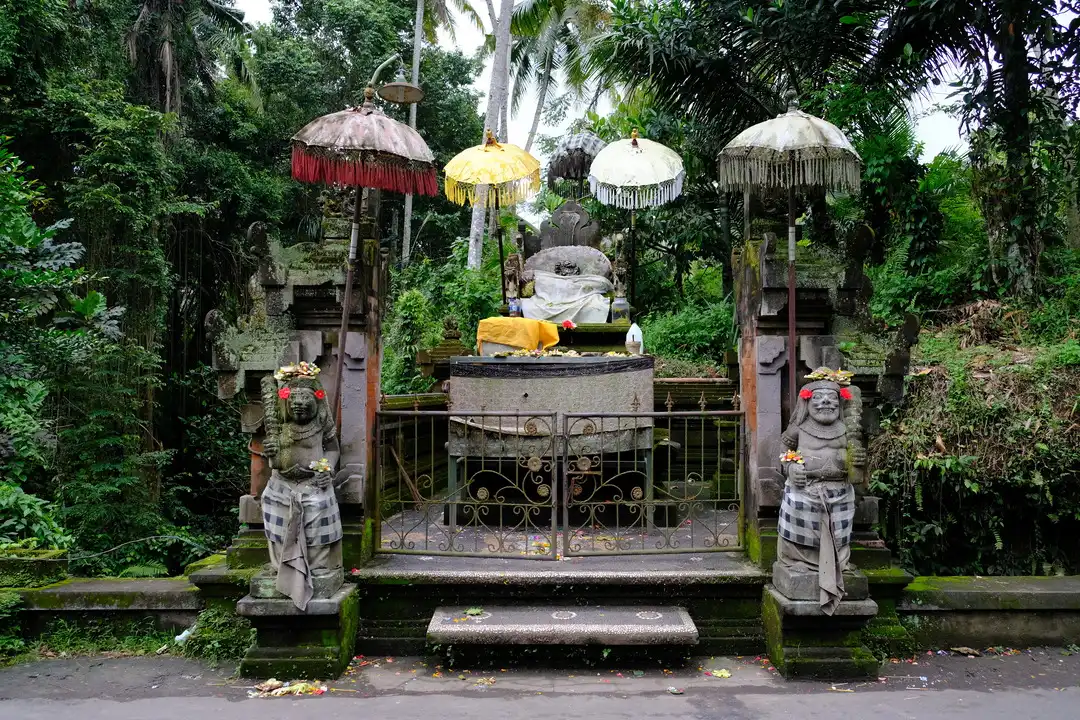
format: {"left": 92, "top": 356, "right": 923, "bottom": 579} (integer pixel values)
{"left": 0, "top": 590, "right": 25, "bottom": 659}
{"left": 0, "top": 483, "right": 69, "bottom": 550}
{"left": 181, "top": 606, "right": 254, "bottom": 667}
{"left": 642, "top": 301, "right": 736, "bottom": 366}
{"left": 33, "top": 617, "right": 171, "bottom": 657}
{"left": 870, "top": 324, "right": 1080, "bottom": 575}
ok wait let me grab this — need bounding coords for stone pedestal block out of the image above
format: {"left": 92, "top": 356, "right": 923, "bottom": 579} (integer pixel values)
{"left": 238, "top": 494, "right": 262, "bottom": 524}
{"left": 763, "top": 585, "right": 879, "bottom": 680}
{"left": 226, "top": 527, "right": 268, "bottom": 570}
{"left": 249, "top": 568, "right": 344, "bottom": 601}
{"left": 772, "top": 563, "right": 868, "bottom": 602}
{"left": 236, "top": 585, "right": 359, "bottom": 679}
{"left": 853, "top": 496, "right": 879, "bottom": 526}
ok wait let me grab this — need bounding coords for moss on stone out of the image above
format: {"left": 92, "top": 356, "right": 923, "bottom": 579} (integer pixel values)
{"left": 762, "top": 586, "right": 880, "bottom": 679}
{"left": 360, "top": 517, "right": 376, "bottom": 564}
{"left": 745, "top": 524, "right": 777, "bottom": 569}
{"left": 0, "top": 551, "right": 68, "bottom": 589}
{"left": 19, "top": 579, "right": 199, "bottom": 611}
{"left": 183, "top": 555, "right": 225, "bottom": 577}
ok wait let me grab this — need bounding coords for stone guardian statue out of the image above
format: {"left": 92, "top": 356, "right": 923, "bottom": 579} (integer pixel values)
{"left": 776, "top": 368, "right": 865, "bottom": 614}
{"left": 260, "top": 362, "right": 344, "bottom": 610}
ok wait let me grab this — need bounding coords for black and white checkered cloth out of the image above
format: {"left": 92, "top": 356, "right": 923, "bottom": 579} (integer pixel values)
{"left": 262, "top": 474, "right": 342, "bottom": 547}
{"left": 778, "top": 482, "right": 855, "bottom": 549}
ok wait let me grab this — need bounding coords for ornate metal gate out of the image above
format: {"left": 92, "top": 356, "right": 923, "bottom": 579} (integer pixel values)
{"left": 375, "top": 408, "right": 743, "bottom": 559}
{"left": 562, "top": 411, "right": 743, "bottom": 555}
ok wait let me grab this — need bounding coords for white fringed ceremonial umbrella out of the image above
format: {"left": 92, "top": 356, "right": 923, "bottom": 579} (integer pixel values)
{"left": 589, "top": 129, "right": 684, "bottom": 303}
{"left": 589, "top": 128, "right": 685, "bottom": 209}
{"left": 717, "top": 93, "right": 860, "bottom": 407}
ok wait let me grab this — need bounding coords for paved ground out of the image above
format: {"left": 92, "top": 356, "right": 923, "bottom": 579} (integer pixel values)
{"left": 1, "top": 649, "right": 1078, "bottom": 719}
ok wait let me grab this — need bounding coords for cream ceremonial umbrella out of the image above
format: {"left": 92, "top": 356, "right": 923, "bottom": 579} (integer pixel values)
{"left": 588, "top": 128, "right": 685, "bottom": 304}
{"left": 444, "top": 130, "right": 541, "bottom": 304}
{"left": 717, "top": 92, "right": 860, "bottom": 407}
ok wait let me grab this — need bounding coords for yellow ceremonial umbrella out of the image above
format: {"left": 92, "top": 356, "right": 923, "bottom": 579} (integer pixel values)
{"left": 444, "top": 130, "right": 541, "bottom": 304}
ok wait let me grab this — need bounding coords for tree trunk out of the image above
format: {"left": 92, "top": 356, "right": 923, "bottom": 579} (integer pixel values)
{"left": 525, "top": 52, "right": 553, "bottom": 153}
{"left": 468, "top": 0, "right": 513, "bottom": 268}
{"left": 401, "top": 0, "right": 424, "bottom": 265}
{"left": 998, "top": 1, "right": 1037, "bottom": 295}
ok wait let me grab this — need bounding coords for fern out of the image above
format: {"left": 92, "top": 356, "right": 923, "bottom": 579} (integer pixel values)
{"left": 118, "top": 563, "right": 169, "bottom": 578}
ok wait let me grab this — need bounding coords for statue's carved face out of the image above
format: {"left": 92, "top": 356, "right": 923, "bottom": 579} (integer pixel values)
{"left": 808, "top": 389, "right": 840, "bottom": 425}
{"left": 288, "top": 387, "right": 318, "bottom": 424}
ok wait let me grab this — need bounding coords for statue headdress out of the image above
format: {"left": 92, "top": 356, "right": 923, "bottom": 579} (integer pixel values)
{"left": 262, "top": 362, "right": 334, "bottom": 441}
{"left": 782, "top": 368, "right": 855, "bottom": 446}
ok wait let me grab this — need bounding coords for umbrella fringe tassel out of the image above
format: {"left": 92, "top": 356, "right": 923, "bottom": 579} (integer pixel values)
{"left": 445, "top": 170, "right": 541, "bottom": 208}
{"left": 291, "top": 147, "right": 439, "bottom": 196}
{"left": 716, "top": 153, "right": 861, "bottom": 193}
{"left": 588, "top": 171, "right": 685, "bottom": 210}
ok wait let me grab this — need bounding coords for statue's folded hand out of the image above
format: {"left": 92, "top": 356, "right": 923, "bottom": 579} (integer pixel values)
{"left": 787, "top": 463, "right": 808, "bottom": 488}
{"left": 312, "top": 471, "right": 333, "bottom": 490}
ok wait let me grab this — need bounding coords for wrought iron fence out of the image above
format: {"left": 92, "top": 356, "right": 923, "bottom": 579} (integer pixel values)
{"left": 374, "top": 408, "right": 744, "bottom": 559}
{"left": 376, "top": 410, "right": 559, "bottom": 559}
{"left": 562, "top": 411, "right": 743, "bottom": 555}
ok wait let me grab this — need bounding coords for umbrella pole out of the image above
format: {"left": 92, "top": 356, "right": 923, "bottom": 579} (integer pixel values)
{"left": 495, "top": 192, "right": 507, "bottom": 306}
{"left": 787, "top": 180, "right": 797, "bottom": 410}
{"left": 629, "top": 209, "right": 636, "bottom": 308}
{"left": 334, "top": 188, "right": 363, "bottom": 433}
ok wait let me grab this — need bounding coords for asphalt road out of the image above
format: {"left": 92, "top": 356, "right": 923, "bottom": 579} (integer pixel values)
{"left": 1, "top": 649, "right": 1078, "bottom": 720}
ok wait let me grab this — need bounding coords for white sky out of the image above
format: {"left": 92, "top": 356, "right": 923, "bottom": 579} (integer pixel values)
{"left": 234, "top": 0, "right": 965, "bottom": 164}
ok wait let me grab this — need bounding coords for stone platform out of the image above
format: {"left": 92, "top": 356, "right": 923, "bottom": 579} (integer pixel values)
{"left": 352, "top": 553, "right": 766, "bottom": 656}
{"left": 427, "top": 605, "right": 698, "bottom": 646}
{"left": 17, "top": 578, "right": 202, "bottom": 633}
{"left": 762, "top": 585, "right": 879, "bottom": 680}
{"left": 236, "top": 585, "right": 359, "bottom": 679}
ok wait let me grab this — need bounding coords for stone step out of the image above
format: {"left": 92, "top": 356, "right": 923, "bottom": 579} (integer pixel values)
{"left": 427, "top": 605, "right": 698, "bottom": 646}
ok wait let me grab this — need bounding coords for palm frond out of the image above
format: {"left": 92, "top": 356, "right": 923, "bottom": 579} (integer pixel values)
{"left": 201, "top": 0, "right": 249, "bottom": 35}
{"left": 126, "top": 3, "right": 152, "bottom": 63}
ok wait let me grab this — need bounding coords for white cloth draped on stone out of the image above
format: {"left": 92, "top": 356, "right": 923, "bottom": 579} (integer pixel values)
{"left": 276, "top": 490, "right": 313, "bottom": 610}
{"left": 262, "top": 473, "right": 343, "bottom": 611}
{"left": 778, "top": 480, "right": 855, "bottom": 614}
{"left": 521, "top": 270, "right": 613, "bottom": 324}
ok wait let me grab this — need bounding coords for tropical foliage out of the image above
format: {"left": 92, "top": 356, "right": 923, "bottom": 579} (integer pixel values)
{"left": 0, "top": 0, "right": 1078, "bottom": 579}
{"left": 0, "top": 0, "right": 483, "bottom": 574}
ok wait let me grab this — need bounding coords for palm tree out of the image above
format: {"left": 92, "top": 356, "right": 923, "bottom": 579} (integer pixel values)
{"left": 589, "top": 0, "right": 1074, "bottom": 294}
{"left": 870, "top": 0, "right": 1067, "bottom": 294}
{"left": 403, "top": 0, "right": 483, "bottom": 264}
{"left": 482, "top": 0, "right": 608, "bottom": 153}
{"left": 125, "top": 0, "right": 249, "bottom": 114}
{"left": 467, "top": 0, "right": 514, "bottom": 265}
{"left": 587, "top": 0, "right": 890, "bottom": 144}
{"left": 508, "top": 0, "right": 609, "bottom": 152}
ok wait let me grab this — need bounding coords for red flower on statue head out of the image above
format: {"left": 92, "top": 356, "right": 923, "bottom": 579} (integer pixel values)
{"left": 278, "top": 387, "right": 291, "bottom": 400}
{"left": 314, "top": 389, "right": 326, "bottom": 400}
{"left": 799, "top": 388, "right": 812, "bottom": 400}
{"left": 839, "top": 387, "right": 853, "bottom": 401}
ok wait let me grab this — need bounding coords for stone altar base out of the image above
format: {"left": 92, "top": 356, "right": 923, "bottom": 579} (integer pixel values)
{"left": 236, "top": 585, "right": 359, "bottom": 680}
{"left": 762, "top": 585, "right": 879, "bottom": 680}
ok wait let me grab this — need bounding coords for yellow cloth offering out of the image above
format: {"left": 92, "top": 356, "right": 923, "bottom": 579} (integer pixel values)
{"left": 476, "top": 317, "right": 560, "bottom": 354}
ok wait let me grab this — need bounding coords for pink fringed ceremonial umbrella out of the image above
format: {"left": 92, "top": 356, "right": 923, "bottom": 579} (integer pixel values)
{"left": 290, "top": 58, "right": 437, "bottom": 425}
{"left": 290, "top": 88, "right": 438, "bottom": 194}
